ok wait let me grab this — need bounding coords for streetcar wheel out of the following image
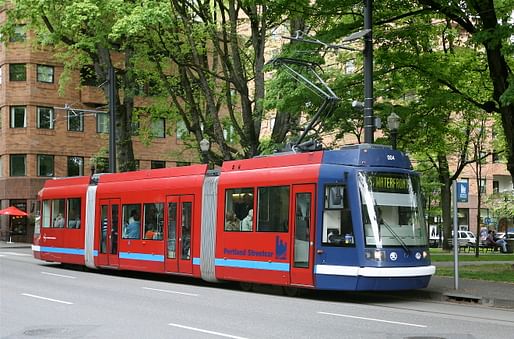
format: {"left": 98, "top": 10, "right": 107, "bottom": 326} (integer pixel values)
{"left": 240, "top": 282, "right": 253, "bottom": 291}
{"left": 283, "top": 286, "right": 299, "bottom": 297}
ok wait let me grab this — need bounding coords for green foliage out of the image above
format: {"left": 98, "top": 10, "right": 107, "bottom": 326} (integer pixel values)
{"left": 435, "top": 264, "right": 514, "bottom": 283}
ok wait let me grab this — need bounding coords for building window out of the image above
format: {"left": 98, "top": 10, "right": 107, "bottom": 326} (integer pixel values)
{"left": 344, "top": 60, "right": 355, "bottom": 74}
{"left": 223, "top": 125, "right": 235, "bottom": 143}
{"left": 176, "top": 120, "right": 188, "bottom": 140}
{"left": 37, "top": 107, "right": 54, "bottom": 129}
{"left": 176, "top": 161, "right": 190, "bottom": 167}
{"left": 37, "top": 65, "right": 54, "bottom": 83}
{"left": 479, "top": 179, "right": 486, "bottom": 194}
{"left": 492, "top": 151, "right": 500, "bottom": 163}
{"left": 10, "top": 106, "right": 26, "bottom": 128}
{"left": 479, "top": 151, "right": 487, "bottom": 164}
{"left": 38, "top": 155, "right": 54, "bottom": 177}
{"left": 97, "top": 113, "right": 109, "bottom": 133}
{"left": 9, "top": 64, "right": 26, "bottom": 81}
{"left": 10, "top": 154, "right": 26, "bottom": 176}
{"left": 151, "top": 160, "right": 166, "bottom": 169}
{"left": 9, "top": 200, "right": 27, "bottom": 235}
{"left": 9, "top": 25, "right": 27, "bottom": 42}
{"left": 68, "top": 156, "right": 84, "bottom": 176}
{"left": 68, "top": 110, "right": 84, "bottom": 131}
{"left": 493, "top": 180, "right": 499, "bottom": 194}
{"left": 152, "top": 118, "right": 165, "bottom": 138}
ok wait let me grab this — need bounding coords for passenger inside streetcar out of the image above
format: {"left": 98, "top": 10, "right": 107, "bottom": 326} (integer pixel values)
{"left": 126, "top": 210, "right": 141, "bottom": 239}
{"left": 225, "top": 211, "right": 240, "bottom": 231}
{"left": 241, "top": 209, "right": 253, "bottom": 231}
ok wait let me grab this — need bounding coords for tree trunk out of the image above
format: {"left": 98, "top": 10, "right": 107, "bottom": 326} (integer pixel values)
{"left": 438, "top": 154, "right": 453, "bottom": 251}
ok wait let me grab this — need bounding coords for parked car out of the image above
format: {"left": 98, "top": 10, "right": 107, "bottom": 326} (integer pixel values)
{"left": 496, "top": 232, "right": 514, "bottom": 240}
{"left": 457, "top": 231, "right": 476, "bottom": 246}
{"left": 429, "top": 230, "right": 476, "bottom": 247}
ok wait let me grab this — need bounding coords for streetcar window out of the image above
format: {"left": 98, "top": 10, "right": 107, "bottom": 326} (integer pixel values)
{"left": 322, "top": 185, "right": 354, "bottom": 246}
{"left": 51, "top": 199, "right": 65, "bottom": 228}
{"left": 42, "top": 200, "right": 51, "bottom": 228}
{"left": 122, "top": 204, "right": 141, "bottom": 239}
{"left": 224, "top": 188, "right": 254, "bottom": 232}
{"left": 358, "top": 172, "right": 428, "bottom": 247}
{"left": 143, "top": 203, "right": 163, "bottom": 240}
{"left": 34, "top": 200, "right": 41, "bottom": 234}
{"left": 257, "top": 186, "right": 289, "bottom": 232}
{"left": 67, "top": 198, "right": 81, "bottom": 229}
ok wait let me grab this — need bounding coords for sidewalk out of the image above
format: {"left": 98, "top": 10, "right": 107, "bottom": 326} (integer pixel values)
{"left": 2, "top": 241, "right": 513, "bottom": 308}
{"left": 419, "top": 261, "right": 514, "bottom": 309}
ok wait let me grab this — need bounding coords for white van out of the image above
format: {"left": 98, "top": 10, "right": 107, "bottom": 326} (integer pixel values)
{"left": 428, "top": 227, "right": 476, "bottom": 247}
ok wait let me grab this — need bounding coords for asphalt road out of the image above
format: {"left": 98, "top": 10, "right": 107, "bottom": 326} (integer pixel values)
{"left": 1, "top": 247, "right": 514, "bottom": 339}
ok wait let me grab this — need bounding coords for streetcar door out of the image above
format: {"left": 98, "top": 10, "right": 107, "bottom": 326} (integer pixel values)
{"left": 290, "top": 184, "right": 315, "bottom": 287}
{"left": 97, "top": 199, "right": 120, "bottom": 267}
{"left": 165, "top": 195, "right": 194, "bottom": 275}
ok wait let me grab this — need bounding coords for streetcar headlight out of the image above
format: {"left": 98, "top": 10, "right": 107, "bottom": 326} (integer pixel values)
{"left": 365, "top": 249, "right": 386, "bottom": 261}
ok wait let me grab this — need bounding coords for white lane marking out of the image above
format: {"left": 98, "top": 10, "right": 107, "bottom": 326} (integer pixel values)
{"left": 41, "top": 271, "right": 76, "bottom": 279}
{"left": 168, "top": 323, "right": 248, "bottom": 339}
{"left": 142, "top": 287, "right": 199, "bottom": 297}
{"left": 1, "top": 252, "right": 31, "bottom": 256}
{"left": 318, "top": 311, "right": 427, "bottom": 328}
{"left": 21, "top": 293, "right": 73, "bottom": 305}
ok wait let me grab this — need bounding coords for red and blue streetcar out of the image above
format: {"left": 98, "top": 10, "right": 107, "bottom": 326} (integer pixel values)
{"left": 33, "top": 144, "right": 435, "bottom": 292}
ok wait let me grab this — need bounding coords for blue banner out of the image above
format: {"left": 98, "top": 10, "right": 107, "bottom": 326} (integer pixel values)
{"left": 456, "top": 181, "right": 468, "bottom": 203}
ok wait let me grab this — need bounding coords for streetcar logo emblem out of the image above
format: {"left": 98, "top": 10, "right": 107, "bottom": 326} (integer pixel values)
{"left": 389, "top": 252, "right": 398, "bottom": 261}
{"left": 415, "top": 252, "right": 422, "bottom": 260}
{"left": 275, "top": 236, "right": 287, "bottom": 260}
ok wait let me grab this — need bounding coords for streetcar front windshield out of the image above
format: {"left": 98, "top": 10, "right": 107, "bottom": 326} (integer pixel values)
{"left": 358, "top": 172, "right": 428, "bottom": 248}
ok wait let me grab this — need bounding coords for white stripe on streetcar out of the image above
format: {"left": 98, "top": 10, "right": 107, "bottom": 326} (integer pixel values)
{"left": 318, "top": 311, "right": 427, "bottom": 328}
{"left": 21, "top": 293, "right": 73, "bottom": 305}
{"left": 142, "top": 287, "right": 198, "bottom": 297}
{"left": 168, "top": 323, "right": 248, "bottom": 339}
{"left": 41, "top": 271, "right": 76, "bottom": 279}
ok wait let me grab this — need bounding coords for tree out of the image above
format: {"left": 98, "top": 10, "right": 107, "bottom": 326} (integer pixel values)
{"left": 1, "top": 0, "right": 139, "bottom": 172}
{"left": 415, "top": 0, "right": 514, "bottom": 186}
{"left": 112, "top": 0, "right": 297, "bottom": 163}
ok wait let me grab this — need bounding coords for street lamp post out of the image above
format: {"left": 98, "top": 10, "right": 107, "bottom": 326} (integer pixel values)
{"left": 199, "top": 138, "right": 210, "bottom": 166}
{"left": 387, "top": 112, "right": 400, "bottom": 150}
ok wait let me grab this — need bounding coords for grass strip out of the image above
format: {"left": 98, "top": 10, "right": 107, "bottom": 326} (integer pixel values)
{"left": 435, "top": 264, "right": 514, "bottom": 283}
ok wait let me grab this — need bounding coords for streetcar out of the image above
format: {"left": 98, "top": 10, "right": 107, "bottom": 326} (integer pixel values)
{"left": 32, "top": 144, "right": 435, "bottom": 292}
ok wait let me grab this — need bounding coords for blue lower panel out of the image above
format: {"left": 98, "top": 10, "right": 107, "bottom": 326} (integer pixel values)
{"left": 119, "top": 252, "right": 164, "bottom": 262}
{"left": 40, "top": 246, "right": 85, "bottom": 255}
{"left": 215, "top": 258, "right": 289, "bottom": 272}
{"left": 316, "top": 274, "right": 432, "bottom": 291}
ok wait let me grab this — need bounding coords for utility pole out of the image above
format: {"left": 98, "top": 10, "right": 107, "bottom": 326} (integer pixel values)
{"left": 363, "top": 0, "right": 374, "bottom": 144}
{"left": 108, "top": 65, "right": 117, "bottom": 173}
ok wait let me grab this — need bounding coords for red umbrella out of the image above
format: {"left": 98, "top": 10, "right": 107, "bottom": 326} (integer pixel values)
{"left": 0, "top": 206, "right": 28, "bottom": 216}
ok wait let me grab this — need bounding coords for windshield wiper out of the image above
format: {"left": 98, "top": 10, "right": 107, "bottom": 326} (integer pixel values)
{"left": 381, "top": 220, "right": 411, "bottom": 256}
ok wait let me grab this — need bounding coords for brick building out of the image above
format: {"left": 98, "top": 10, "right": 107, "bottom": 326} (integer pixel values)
{"left": 0, "top": 22, "right": 196, "bottom": 242}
